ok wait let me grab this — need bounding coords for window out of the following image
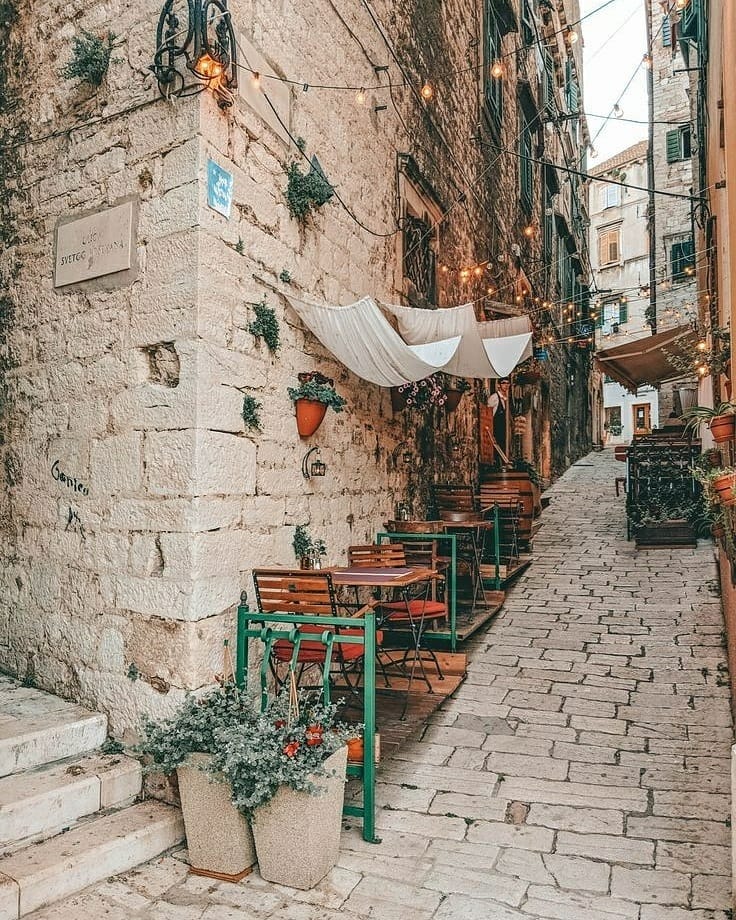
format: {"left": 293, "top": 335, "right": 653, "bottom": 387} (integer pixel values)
{"left": 542, "top": 49, "right": 556, "bottom": 115}
{"left": 484, "top": 1, "right": 504, "bottom": 134}
{"left": 601, "top": 184, "right": 620, "bottom": 209}
{"left": 671, "top": 238, "right": 695, "bottom": 282}
{"left": 521, "top": 0, "right": 535, "bottom": 45}
{"left": 597, "top": 297, "right": 627, "bottom": 328}
{"left": 666, "top": 125, "right": 692, "bottom": 163}
{"left": 598, "top": 227, "right": 621, "bottom": 266}
{"left": 662, "top": 15, "right": 672, "bottom": 47}
{"left": 564, "top": 58, "right": 579, "bottom": 115}
{"left": 519, "top": 105, "right": 535, "bottom": 214}
{"left": 399, "top": 158, "right": 441, "bottom": 308}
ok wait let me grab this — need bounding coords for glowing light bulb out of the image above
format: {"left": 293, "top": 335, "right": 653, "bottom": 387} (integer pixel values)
{"left": 642, "top": 54, "right": 652, "bottom": 69}
{"left": 697, "top": 364, "right": 707, "bottom": 375}
{"left": 697, "top": 340, "right": 707, "bottom": 351}
{"left": 566, "top": 28, "right": 578, "bottom": 44}
{"left": 420, "top": 82, "right": 434, "bottom": 101}
{"left": 675, "top": 0, "right": 689, "bottom": 9}
{"left": 515, "top": 295, "right": 523, "bottom": 303}
{"left": 613, "top": 104, "right": 623, "bottom": 119}
{"left": 440, "top": 264, "right": 449, "bottom": 274}
{"left": 473, "top": 266, "right": 483, "bottom": 277}
{"left": 194, "top": 53, "right": 225, "bottom": 80}
{"left": 491, "top": 60, "right": 504, "bottom": 79}
{"left": 523, "top": 224, "right": 535, "bottom": 238}
{"left": 355, "top": 88, "right": 367, "bottom": 105}
{"left": 460, "top": 268, "right": 470, "bottom": 281}
{"left": 251, "top": 70, "right": 261, "bottom": 88}
{"left": 487, "top": 286, "right": 496, "bottom": 295}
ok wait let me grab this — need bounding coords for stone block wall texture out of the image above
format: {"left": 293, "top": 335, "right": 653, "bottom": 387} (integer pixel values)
{"left": 0, "top": 0, "right": 591, "bottom": 735}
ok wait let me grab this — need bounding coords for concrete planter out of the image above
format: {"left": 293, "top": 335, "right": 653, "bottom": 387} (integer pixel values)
{"left": 176, "top": 753, "right": 256, "bottom": 881}
{"left": 252, "top": 746, "right": 347, "bottom": 889}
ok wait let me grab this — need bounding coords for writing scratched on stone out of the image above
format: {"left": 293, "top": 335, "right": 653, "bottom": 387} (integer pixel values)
{"left": 51, "top": 460, "right": 89, "bottom": 496}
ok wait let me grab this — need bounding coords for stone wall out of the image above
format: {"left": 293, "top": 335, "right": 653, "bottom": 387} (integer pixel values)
{"left": 0, "top": 0, "right": 591, "bottom": 736}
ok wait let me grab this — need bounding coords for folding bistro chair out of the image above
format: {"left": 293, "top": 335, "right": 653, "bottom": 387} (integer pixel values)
{"left": 478, "top": 484, "right": 522, "bottom": 570}
{"left": 346, "top": 543, "right": 446, "bottom": 691}
{"left": 252, "top": 569, "right": 375, "bottom": 692}
{"left": 432, "top": 484, "right": 490, "bottom": 607}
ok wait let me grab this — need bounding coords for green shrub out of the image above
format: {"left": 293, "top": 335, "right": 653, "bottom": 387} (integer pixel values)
{"left": 62, "top": 31, "right": 116, "bottom": 86}
{"left": 248, "top": 300, "right": 280, "bottom": 353}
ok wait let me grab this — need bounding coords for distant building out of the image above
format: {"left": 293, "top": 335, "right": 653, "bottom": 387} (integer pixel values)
{"left": 590, "top": 142, "right": 658, "bottom": 442}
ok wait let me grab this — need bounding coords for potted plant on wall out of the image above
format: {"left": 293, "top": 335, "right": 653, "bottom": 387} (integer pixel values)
{"left": 214, "top": 686, "right": 354, "bottom": 890}
{"left": 681, "top": 402, "right": 736, "bottom": 443}
{"left": 139, "top": 682, "right": 257, "bottom": 881}
{"left": 444, "top": 377, "right": 472, "bottom": 412}
{"left": 392, "top": 374, "right": 448, "bottom": 413}
{"left": 288, "top": 372, "right": 346, "bottom": 437}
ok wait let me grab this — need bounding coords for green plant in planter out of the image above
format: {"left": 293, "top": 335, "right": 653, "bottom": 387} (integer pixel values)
{"left": 292, "top": 524, "right": 327, "bottom": 563}
{"left": 242, "top": 395, "right": 262, "bottom": 431}
{"left": 248, "top": 300, "right": 280, "bottom": 353}
{"left": 681, "top": 402, "right": 736, "bottom": 437}
{"left": 211, "top": 687, "right": 355, "bottom": 817}
{"left": 285, "top": 158, "right": 334, "bottom": 221}
{"left": 62, "top": 31, "right": 116, "bottom": 86}
{"left": 138, "top": 682, "right": 257, "bottom": 775}
{"left": 287, "top": 373, "right": 346, "bottom": 412}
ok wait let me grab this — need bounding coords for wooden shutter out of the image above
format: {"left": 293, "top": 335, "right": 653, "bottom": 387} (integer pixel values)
{"left": 618, "top": 300, "right": 628, "bottom": 324}
{"left": 666, "top": 129, "right": 682, "bottom": 163}
{"left": 662, "top": 15, "right": 672, "bottom": 46}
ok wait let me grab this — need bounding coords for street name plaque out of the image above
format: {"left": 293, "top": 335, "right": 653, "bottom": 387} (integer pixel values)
{"left": 54, "top": 201, "right": 134, "bottom": 287}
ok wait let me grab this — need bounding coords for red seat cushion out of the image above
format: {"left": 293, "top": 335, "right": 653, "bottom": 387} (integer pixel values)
{"left": 379, "top": 600, "right": 447, "bottom": 621}
{"left": 271, "top": 626, "right": 381, "bottom": 663}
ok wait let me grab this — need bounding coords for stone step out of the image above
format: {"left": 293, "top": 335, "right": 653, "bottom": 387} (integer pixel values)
{"left": 0, "top": 754, "right": 142, "bottom": 853}
{"left": 0, "top": 801, "right": 184, "bottom": 919}
{"left": 0, "top": 679, "right": 107, "bottom": 778}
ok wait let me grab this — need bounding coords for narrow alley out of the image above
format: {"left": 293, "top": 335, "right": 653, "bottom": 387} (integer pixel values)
{"left": 25, "top": 449, "right": 733, "bottom": 920}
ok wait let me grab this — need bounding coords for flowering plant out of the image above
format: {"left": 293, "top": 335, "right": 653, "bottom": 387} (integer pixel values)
{"left": 211, "top": 687, "right": 357, "bottom": 817}
{"left": 397, "top": 374, "right": 447, "bottom": 410}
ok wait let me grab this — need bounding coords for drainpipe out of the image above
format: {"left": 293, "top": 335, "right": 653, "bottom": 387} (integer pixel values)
{"left": 645, "top": 0, "right": 657, "bottom": 334}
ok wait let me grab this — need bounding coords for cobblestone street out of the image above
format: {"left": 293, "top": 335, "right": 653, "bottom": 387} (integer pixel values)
{"left": 28, "top": 450, "right": 734, "bottom": 920}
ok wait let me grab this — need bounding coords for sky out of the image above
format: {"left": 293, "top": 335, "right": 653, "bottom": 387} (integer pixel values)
{"left": 580, "top": 0, "right": 649, "bottom": 163}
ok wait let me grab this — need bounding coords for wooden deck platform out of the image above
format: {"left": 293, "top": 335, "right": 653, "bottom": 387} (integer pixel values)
{"left": 338, "top": 651, "right": 467, "bottom": 758}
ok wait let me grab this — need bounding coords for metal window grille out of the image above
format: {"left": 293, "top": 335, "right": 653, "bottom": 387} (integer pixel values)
{"left": 403, "top": 215, "right": 437, "bottom": 306}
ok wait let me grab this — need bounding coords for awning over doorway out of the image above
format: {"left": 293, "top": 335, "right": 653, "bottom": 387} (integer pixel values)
{"left": 287, "top": 297, "right": 534, "bottom": 386}
{"left": 595, "top": 324, "right": 698, "bottom": 392}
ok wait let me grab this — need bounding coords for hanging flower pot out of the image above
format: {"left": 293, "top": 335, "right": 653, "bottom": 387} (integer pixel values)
{"left": 288, "top": 372, "right": 346, "bottom": 438}
{"left": 709, "top": 414, "right": 736, "bottom": 443}
{"left": 390, "top": 387, "right": 407, "bottom": 412}
{"left": 712, "top": 471, "right": 736, "bottom": 506}
{"left": 445, "top": 389, "right": 463, "bottom": 412}
{"left": 295, "top": 399, "right": 327, "bottom": 437}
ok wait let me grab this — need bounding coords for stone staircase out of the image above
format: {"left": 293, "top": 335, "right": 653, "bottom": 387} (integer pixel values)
{"left": 0, "top": 676, "right": 184, "bottom": 919}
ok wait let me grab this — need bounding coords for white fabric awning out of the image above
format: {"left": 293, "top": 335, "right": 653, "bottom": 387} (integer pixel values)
{"left": 287, "top": 296, "right": 534, "bottom": 386}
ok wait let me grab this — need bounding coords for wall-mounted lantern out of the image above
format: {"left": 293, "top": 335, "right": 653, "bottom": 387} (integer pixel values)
{"left": 151, "top": 0, "right": 238, "bottom": 108}
{"left": 302, "top": 447, "right": 327, "bottom": 480}
{"left": 390, "top": 442, "right": 413, "bottom": 467}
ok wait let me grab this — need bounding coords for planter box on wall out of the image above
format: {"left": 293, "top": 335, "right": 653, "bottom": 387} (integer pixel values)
{"left": 177, "top": 753, "right": 256, "bottom": 881}
{"left": 252, "top": 746, "right": 347, "bottom": 889}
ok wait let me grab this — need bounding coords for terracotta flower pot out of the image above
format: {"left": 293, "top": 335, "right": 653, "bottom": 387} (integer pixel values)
{"left": 390, "top": 387, "right": 407, "bottom": 412}
{"left": 709, "top": 414, "right": 736, "bottom": 443}
{"left": 713, "top": 472, "right": 736, "bottom": 506}
{"left": 295, "top": 399, "right": 327, "bottom": 437}
{"left": 445, "top": 390, "right": 463, "bottom": 412}
{"left": 347, "top": 733, "right": 380, "bottom": 764}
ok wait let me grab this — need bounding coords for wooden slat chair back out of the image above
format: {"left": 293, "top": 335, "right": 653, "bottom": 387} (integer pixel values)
{"left": 432, "top": 484, "right": 478, "bottom": 515}
{"left": 252, "top": 569, "right": 338, "bottom": 616}
{"left": 347, "top": 543, "right": 407, "bottom": 568}
{"left": 478, "top": 486, "right": 522, "bottom": 564}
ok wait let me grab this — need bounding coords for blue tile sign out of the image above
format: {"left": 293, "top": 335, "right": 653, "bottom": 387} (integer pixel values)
{"left": 207, "top": 158, "right": 234, "bottom": 218}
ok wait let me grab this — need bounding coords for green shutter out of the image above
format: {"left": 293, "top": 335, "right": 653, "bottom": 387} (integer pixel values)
{"left": 662, "top": 15, "right": 672, "bottom": 46}
{"left": 680, "top": 0, "right": 699, "bottom": 40}
{"left": 543, "top": 50, "right": 555, "bottom": 113}
{"left": 618, "top": 300, "right": 628, "bottom": 324}
{"left": 666, "top": 129, "right": 681, "bottom": 163}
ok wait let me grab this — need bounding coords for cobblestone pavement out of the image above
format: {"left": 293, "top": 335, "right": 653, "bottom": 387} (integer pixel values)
{"left": 29, "top": 451, "right": 734, "bottom": 919}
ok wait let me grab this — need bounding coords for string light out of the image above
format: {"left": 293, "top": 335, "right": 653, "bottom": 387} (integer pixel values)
{"left": 355, "top": 88, "right": 367, "bottom": 105}
{"left": 675, "top": 0, "right": 689, "bottom": 8}
{"left": 523, "top": 224, "right": 536, "bottom": 238}
{"left": 565, "top": 28, "right": 579, "bottom": 44}
{"left": 613, "top": 104, "right": 623, "bottom": 119}
{"left": 642, "top": 54, "right": 652, "bottom": 69}
{"left": 459, "top": 267, "right": 471, "bottom": 281}
{"left": 491, "top": 61, "right": 504, "bottom": 79}
{"left": 251, "top": 71, "right": 261, "bottom": 88}
{"left": 420, "top": 82, "right": 434, "bottom": 101}
{"left": 697, "top": 340, "right": 708, "bottom": 351}
{"left": 473, "top": 265, "right": 484, "bottom": 277}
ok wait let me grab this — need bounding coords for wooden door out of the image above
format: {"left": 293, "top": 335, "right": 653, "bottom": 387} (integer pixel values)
{"left": 632, "top": 403, "right": 651, "bottom": 435}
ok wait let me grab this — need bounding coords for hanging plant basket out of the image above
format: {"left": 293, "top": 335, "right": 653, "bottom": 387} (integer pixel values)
{"left": 709, "top": 414, "right": 736, "bottom": 443}
{"left": 713, "top": 471, "right": 736, "bottom": 506}
{"left": 295, "top": 399, "right": 328, "bottom": 437}
{"left": 445, "top": 390, "right": 464, "bottom": 412}
{"left": 390, "top": 387, "right": 407, "bottom": 412}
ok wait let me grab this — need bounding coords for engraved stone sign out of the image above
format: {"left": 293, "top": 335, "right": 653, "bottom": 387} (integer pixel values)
{"left": 54, "top": 201, "right": 134, "bottom": 287}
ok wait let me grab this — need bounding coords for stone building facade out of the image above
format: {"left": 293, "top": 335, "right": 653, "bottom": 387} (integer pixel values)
{"left": 590, "top": 141, "right": 659, "bottom": 442}
{"left": 646, "top": 0, "right": 699, "bottom": 419}
{"left": 0, "top": 0, "right": 591, "bottom": 734}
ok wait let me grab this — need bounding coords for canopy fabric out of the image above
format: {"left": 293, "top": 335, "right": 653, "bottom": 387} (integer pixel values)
{"left": 287, "top": 296, "right": 462, "bottom": 387}
{"left": 288, "top": 297, "right": 534, "bottom": 386}
{"left": 595, "top": 324, "right": 698, "bottom": 393}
